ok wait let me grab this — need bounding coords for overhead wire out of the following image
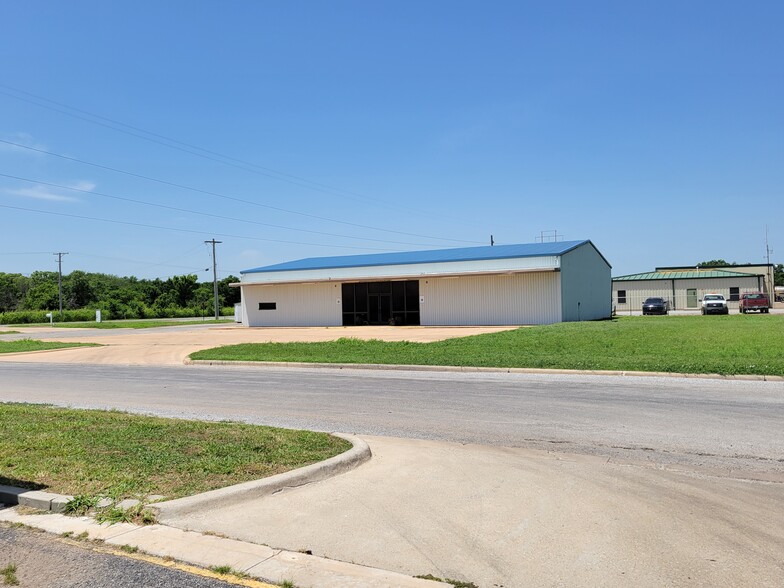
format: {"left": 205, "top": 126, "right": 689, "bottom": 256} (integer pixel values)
{"left": 70, "top": 251, "right": 215, "bottom": 274}
{"left": 0, "top": 84, "right": 483, "bottom": 228}
{"left": 0, "top": 203, "right": 401, "bottom": 251}
{"left": 0, "top": 138, "right": 483, "bottom": 245}
{"left": 0, "top": 173, "right": 447, "bottom": 248}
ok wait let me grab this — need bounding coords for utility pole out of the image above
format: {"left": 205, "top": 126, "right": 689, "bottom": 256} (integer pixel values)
{"left": 765, "top": 226, "right": 773, "bottom": 297}
{"left": 54, "top": 252, "right": 68, "bottom": 320}
{"left": 205, "top": 239, "right": 222, "bottom": 320}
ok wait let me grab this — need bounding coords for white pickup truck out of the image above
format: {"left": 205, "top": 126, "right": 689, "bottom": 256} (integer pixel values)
{"left": 701, "top": 293, "right": 729, "bottom": 315}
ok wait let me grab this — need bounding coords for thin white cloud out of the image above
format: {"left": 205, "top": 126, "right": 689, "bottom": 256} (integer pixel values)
{"left": 4, "top": 180, "right": 96, "bottom": 203}
{"left": 0, "top": 132, "right": 47, "bottom": 153}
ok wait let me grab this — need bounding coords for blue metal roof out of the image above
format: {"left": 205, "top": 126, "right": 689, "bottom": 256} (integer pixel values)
{"left": 242, "top": 240, "right": 594, "bottom": 274}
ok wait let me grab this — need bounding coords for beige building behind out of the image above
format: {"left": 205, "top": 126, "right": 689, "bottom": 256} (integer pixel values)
{"left": 612, "top": 264, "right": 773, "bottom": 312}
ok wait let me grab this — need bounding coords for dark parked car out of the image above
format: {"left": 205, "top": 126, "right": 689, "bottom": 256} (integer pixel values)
{"left": 642, "top": 297, "right": 669, "bottom": 315}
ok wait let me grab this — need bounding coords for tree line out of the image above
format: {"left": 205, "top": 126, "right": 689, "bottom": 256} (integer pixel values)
{"left": 0, "top": 270, "right": 241, "bottom": 323}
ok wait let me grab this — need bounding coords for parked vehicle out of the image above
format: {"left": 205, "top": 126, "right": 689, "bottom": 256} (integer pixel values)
{"left": 776, "top": 287, "right": 784, "bottom": 303}
{"left": 700, "top": 294, "right": 729, "bottom": 315}
{"left": 739, "top": 292, "right": 770, "bottom": 313}
{"left": 642, "top": 297, "right": 669, "bottom": 315}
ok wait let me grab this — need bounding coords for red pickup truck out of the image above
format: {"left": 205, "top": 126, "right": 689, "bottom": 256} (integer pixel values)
{"left": 739, "top": 292, "right": 770, "bottom": 313}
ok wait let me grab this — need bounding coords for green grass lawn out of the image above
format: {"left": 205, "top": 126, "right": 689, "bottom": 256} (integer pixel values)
{"left": 0, "top": 339, "right": 98, "bottom": 354}
{"left": 191, "top": 315, "right": 784, "bottom": 376}
{"left": 0, "top": 330, "right": 20, "bottom": 334}
{"left": 13, "top": 319, "right": 234, "bottom": 329}
{"left": 0, "top": 404, "right": 351, "bottom": 500}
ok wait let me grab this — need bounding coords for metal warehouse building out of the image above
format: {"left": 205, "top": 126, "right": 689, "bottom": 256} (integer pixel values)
{"left": 612, "top": 264, "right": 773, "bottom": 312}
{"left": 238, "top": 240, "right": 612, "bottom": 327}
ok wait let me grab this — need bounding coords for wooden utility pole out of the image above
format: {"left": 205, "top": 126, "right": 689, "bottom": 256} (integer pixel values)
{"left": 204, "top": 239, "right": 222, "bottom": 320}
{"left": 54, "top": 252, "right": 68, "bottom": 320}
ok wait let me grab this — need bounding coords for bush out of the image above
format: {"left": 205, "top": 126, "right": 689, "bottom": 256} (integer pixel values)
{"left": 1, "top": 305, "right": 233, "bottom": 324}
{"left": 0, "top": 309, "right": 107, "bottom": 324}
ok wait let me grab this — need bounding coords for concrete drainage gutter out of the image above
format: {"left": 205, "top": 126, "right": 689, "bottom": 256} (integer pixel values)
{"left": 154, "top": 433, "right": 371, "bottom": 520}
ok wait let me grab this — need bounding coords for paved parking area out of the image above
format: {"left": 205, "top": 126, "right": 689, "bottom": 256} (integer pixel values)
{"left": 0, "top": 324, "right": 516, "bottom": 365}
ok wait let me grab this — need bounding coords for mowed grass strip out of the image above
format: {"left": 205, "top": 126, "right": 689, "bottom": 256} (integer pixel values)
{"left": 0, "top": 404, "right": 351, "bottom": 500}
{"left": 191, "top": 315, "right": 784, "bottom": 376}
{"left": 0, "top": 339, "right": 98, "bottom": 354}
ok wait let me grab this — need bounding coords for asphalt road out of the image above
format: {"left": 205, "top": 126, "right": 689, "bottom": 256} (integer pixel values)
{"left": 0, "top": 521, "right": 244, "bottom": 588}
{"left": 1, "top": 362, "right": 782, "bottom": 478}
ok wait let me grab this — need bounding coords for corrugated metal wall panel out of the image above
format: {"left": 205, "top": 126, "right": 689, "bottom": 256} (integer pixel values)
{"left": 241, "top": 256, "right": 560, "bottom": 285}
{"left": 559, "top": 243, "right": 613, "bottom": 321}
{"left": 241, "top": 283, "right": 342, "bottom": 326}
{"left": 420, "top": 272, "right": 561, "bottom": 325}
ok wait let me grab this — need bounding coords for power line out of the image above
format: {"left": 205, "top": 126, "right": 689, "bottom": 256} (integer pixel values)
{"left": 0, "top": 86, "right": 374, "bottom": 198}
{"left": 70, "top": 251, "right": 219, "bottom": 273}
{"left": 0, "top": 203, "right": 403, "bottom": 251}
{"left": 0, "top": 83, "right": 480, "bottom": 225}
{"left": 0, "top": 251, "right": 54, "bottom": 255}
{"left": 0, "top": 173, "right": 446, "bottom": 247}
{"left": 0, "top": 138, "right": 482, "bottom": 245}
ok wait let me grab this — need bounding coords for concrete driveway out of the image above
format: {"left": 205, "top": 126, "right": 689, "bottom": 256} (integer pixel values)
{"left": 0, "top": 323, "right": 516, "bottom": 365}
{"left": 3, "top": 324, "right": 783, "bottom": 587}
{"left": 160, "top": 435, "right": 784, "bottom": 588}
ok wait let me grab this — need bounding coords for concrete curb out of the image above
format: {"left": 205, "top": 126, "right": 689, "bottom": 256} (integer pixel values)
{"left": 153, "top": 433, "right": 371, "bottom": 520}
{"left": 186, "top": 359, "right": 784, "bottom": 382}
{"left": 0, "top": 485, "right": 73, "bottom": 513}
{"left": 0, "top": 508, "right": 442, "bottom": 588}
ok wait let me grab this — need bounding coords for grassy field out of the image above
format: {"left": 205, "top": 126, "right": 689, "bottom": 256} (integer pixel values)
{"left": 0, "top": 330, "right": 20, "bottom": 334}
{"left": 11, "top": 319, "right": 234, "bottom": 329}
{"left": 0, "top": 339, "right": 98, "bottom": 354}
{"left": 191, "top": 315, "right": 784, "bottom": 376}
{"left": 0, "top": 403, "right": 351, "bottom": 500}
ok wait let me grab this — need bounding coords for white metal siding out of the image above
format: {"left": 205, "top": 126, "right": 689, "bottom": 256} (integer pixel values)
{"left": 420, "top": 272, "right": 561, "bottom": 325}
{"left": 241, "top": 282, "right": 342, "bottom": 327}
{"left": 559, "top": 243, "right": 613, "bottom": 321}
{"left": 241, "top": 256, "right": 560, "bottom": 285}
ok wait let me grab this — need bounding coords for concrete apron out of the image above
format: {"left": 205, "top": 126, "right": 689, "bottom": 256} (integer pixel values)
{"left": 0, "top": 324, "right": 517, "bottom": 366}
{"left": 159, "top": 435, "right": 784, "bottom": 588}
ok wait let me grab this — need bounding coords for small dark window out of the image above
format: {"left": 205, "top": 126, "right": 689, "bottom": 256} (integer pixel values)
{"left": 258, "top": 302, "right": 276, "bottom": 310}
{"left": 617, "top": 290, "right": 627, "bottom": 304}
{"left": 729, "top": 287, "right": 740, "bottom": 302}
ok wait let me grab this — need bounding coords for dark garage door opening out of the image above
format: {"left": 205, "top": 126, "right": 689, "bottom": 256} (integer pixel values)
{"left": 342, "top": 281, "right": 420, "bottom": 325}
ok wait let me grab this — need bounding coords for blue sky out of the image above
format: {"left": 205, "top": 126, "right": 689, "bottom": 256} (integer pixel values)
{"left": 2, "top": 1, "right": 782, "bottom": 281}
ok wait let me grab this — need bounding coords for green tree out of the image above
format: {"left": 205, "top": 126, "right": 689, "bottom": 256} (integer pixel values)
{"left": 65, "top": 270, "right": 95, "bottom": 309}
{"left": 161, "top": 274, "right": 199, "bottom": 307}
{"left": 218, "top": 275, "right": 241, "bottom": 306}
{"left": 696, "top": 259, "right": 734, "bottom": 267}
{"left": 774, "top": 264, "right": 783, "bottom": 287}
{"left": 0, "top": 273, "right": 25, "bottom": 312}
{"left": 24, "top": 271, "right": 60, "bottom": 310}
